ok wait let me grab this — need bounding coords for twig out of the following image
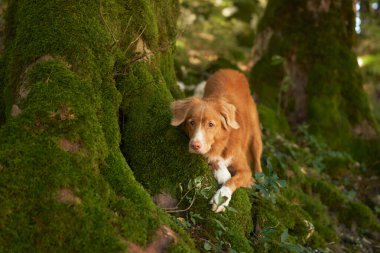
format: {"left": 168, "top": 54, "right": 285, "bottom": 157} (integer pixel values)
{"left": 124, "top": 25, "right": 146, "bottom": 54}
{"left": 123, "top": 16, "right": 132, "bottom": 36}
{"left": 127, "top": 42, "right": 173, "bottom": 65}
{"left": 165, "top": 193, "right": 197, "bottom": 213}
{"left": 163, "top": 185, "right": 198, "bottom": 210}
{"left": 99, "top": 0, "right": 119, "bottom": 44}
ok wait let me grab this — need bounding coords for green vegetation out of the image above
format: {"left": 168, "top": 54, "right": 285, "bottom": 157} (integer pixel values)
{"left": 0, "top": 0, "right": 379, "bottom": 252}
{"left": 250, "top": 0, "right": 380, "bottom": 166}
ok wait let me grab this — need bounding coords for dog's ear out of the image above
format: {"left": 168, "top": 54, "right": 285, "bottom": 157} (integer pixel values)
{"left": 170, "top": 98, "right": 195, "bottom": 126}
{"left": 220, "top": 101, "right": 240, "bottom": 130}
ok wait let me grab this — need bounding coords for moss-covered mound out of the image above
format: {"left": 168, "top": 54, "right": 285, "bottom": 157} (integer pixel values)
{"left": 250, "top": 116, "right": 380, "bottom": 252}
{"left": 0, "top": 0, "right": 256, "bottom": 252}
{"left": 0, "top": 0, "right": 196, "bottom": 252}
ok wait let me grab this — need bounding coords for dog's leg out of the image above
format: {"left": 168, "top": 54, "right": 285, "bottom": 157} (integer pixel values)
{"left": 250, "top": 103, "right": 263, "bottom": 173}
{"left": 250, "top": 134, "right": 263, "bottom": 174}
{"left": 210, "top": 156, "right": 253, "bottom": 212}
{"left": 209, "top": 158, "right": 231, "bottom": 185}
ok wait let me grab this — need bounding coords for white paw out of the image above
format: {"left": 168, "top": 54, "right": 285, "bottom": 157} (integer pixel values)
{"left": 210, "top": 186, "right": 232, "bottom": 213}
{"left": 213, "top": 166, "right": 231, "bottom": 185}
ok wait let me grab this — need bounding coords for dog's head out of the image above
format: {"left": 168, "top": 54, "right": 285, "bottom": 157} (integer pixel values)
{"left": 170, "top": 97, "right": 239, "bottom": 155}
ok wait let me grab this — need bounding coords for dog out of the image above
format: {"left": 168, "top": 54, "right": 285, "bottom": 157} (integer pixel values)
{"left": 171, "top": 69, "right": 263, "bottom": 212}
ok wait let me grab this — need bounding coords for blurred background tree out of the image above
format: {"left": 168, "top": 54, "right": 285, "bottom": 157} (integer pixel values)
{"left": 356, "top": 0, "right": 380, "bottom": 123}
{"left": 175, "top": 0, "right": 266, "bottom": 92}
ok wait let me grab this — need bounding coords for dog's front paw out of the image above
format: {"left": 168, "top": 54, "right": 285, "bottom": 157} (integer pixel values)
{"left": 210, "top": 186, "right": 232, "bottom": 213}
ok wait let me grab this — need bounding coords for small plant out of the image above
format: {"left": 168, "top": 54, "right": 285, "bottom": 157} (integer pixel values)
{"left": 164, "top": 176, "right": 213, "bottom": 213}
{"left": 202, "top": 216, "right": 238, "bottom": 253}
{"left": 252, "top": 158, "right": 286, "bottom": 204}
{"left": 257, "top": 226, "right": 332, "bottom": 253}
{"left": 166, "top": 176, "right": 239, "bottom": 252}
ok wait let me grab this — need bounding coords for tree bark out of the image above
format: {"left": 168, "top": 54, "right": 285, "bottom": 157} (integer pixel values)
{"left": 0, "top": 0, "right": 254, "bottom": 252}
{"left": 250, "top": 0, "right": 380, "bottom": 165}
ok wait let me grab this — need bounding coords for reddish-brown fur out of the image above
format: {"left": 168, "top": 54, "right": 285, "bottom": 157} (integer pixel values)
{"left": 203, "top": 69, "right": 263, "bottom": 190}
{"left": 171, "top": 69, "right": 263, "bottom": 209}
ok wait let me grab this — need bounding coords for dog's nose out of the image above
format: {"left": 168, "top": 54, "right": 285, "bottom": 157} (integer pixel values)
{"left": 191, "top": 141, "right": 201, "bottom": 151}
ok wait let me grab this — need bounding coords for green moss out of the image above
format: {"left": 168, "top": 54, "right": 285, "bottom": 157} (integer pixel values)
{"left": 251, "top": 0, "right": 380, "bottom": 164}
{"left": 0, "top": 60, "right": 121, "bottom": 252}
{"left": 283, "top": 188, "right": 338, "bottom": 243}
{"left": 0, "top": 56, "right": 5, "bottom": 124}
{"left": 307, "top": 177, "right": 380, "bottom": 232}
{"left": 0, "top": 0, "right": 199, "bottom": 252}
{"left": 258, "top": 104, "right": 292, "bottom": 137}
{"left": 345, "top": 202, "right": 380, "bottom": 231}
{"left": 250, "top": 57, "right": 284, "bottom": 110}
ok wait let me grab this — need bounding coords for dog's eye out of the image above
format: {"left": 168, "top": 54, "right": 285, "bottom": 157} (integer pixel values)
{"left": 189, "top": 120, "right": 195, "bottom": 126}
{"left": 208, "top": 122, "right": 214, "bottom": 128}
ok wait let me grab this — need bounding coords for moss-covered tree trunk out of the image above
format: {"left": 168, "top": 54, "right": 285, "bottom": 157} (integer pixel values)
{"left": 0, "top": 1, "right": 255, "bottom": 252}
{"left": 251, "top": 0, "right": 380, "bottom": 165}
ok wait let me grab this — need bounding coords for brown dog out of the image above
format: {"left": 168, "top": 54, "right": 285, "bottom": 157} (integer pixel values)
{"left": 171, "top": 69, "right": 263, "bottom": 212}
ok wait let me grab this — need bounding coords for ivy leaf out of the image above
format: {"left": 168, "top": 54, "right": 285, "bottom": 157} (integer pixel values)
{"left": 280, "top": 242, "right": 304, "bottom": 253}
{"left": 212, "top": 218, "right": 227, "bottom": 231}
{"left": 255, "top": 172, "right": 266, "bottom": 184}
{"left": 281, "top": 228, "right": 289, "bottom": 243}
{"left": 225, "top": 206, "right": 238, "bottom": 213}
{"left": 190, "top": 212, "right": 203, "bottom": 220}
{"left": 203, "top": 242, "right": 212, "bottom": 251}
{"left": 218, "top": 193, "right": 228, "bottom": 205}
{"left": 187, "top": 180, "right": 193, "bottom": 190}
{"left": 194, "top": 176, "right": 202, "bottom": 188}
{"left": 277, "top": 180, "right": 286, "bottom": 188}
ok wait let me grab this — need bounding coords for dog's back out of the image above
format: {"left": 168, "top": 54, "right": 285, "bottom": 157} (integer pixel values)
{"left": 204, "top": 69, "right": 262, "bottom": 173}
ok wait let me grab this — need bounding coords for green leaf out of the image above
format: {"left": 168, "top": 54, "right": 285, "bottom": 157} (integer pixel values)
{"left": 203, "top": 242, "right": 212, "bottom": 251}
{"left": 225, "top": 206, "right": 238, "bottom": 213}
{"left": 187, "top": 180, "right": 193, "bottom": 190}
{"left": 190, "top": 212, "right": 203, "bottom": 220}
{"left": 194, "top": 176, "right": 202, "bottom": 188}
{"left": 217, "top": 193, "right": 228, "bottom": 205}
{"left": 281, "top": 228, "right": 288, "bottom": 242}
{"left": 271, "top": 55, "right": 284, "bottom": 65}
{"left": 213, "top": 218, "right": 227, "bottom": 231}
{"left": 280, "top": 242, "right": 304, "bottom": 253}
{"left": 277, "top": 180, "right": 286, "bottom": 188}
{"left": 255, "top": 172, "right": 265, "bottom": 183}
{"left": 200, "top": 186, "right": 213, "bottom": 198}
